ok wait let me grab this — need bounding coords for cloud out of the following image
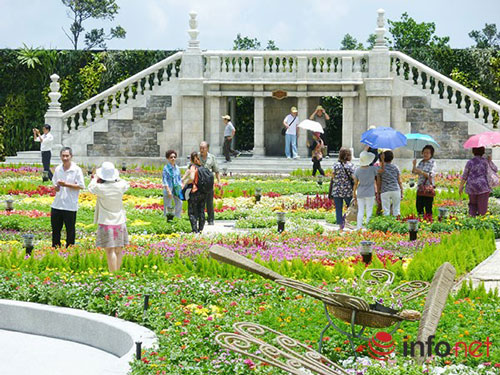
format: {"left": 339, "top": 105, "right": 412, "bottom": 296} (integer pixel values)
{"left": 145, "top": 0, "right": 169, "bottom": 33}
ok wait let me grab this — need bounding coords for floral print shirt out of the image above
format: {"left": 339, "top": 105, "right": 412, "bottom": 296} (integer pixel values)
{"left": 331, "top": 161, "right": 355, "bottom": 198}
{"left": 416, "top": 159, "right": 436, "bottom": 187}
{"left": 462, "top": 156, "right": 498, "bottom": 195}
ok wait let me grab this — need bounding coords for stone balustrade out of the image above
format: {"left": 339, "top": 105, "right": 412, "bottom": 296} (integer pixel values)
{"left": 390, "top": 51, "right": 500, "bottom": 127}
{"left": 203, "top": 51, "right": 369, "bottom": 81}
{"left": 61, "top": 51, "right": 183, "bottom": 134}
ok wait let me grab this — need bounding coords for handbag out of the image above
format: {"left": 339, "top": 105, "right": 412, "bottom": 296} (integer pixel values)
{"left": 281, "top": 127, "right": 287, "bottom": 136}
{"left": 487, "top": 161, "right": 499, "bottom": 188}
{"left": 344, "top": 200, "right": 358, "bottom": 223}
{"left": 417, "top": 177, "right": 435, "bottom": 197}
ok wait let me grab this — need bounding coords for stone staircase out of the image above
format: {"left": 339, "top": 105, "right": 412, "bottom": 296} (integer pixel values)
{"left": 87, "top": 95, "right": 170, "bottom": 157}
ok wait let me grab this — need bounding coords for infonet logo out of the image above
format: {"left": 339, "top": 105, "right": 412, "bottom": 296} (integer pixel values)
{"left": 368, "top": 332, "right": 492, "bottom": 360}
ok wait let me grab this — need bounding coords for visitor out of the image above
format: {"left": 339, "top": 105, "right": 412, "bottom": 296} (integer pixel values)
{"left": 182, "top": 152, "right": 206, "bottom": 233}
{"left": 308, "top": 132, "right": 325, "bottom": 176}
{"left": 162, "top": 150, "right": 183, "bottom": 219}
{"left": 412, "top": 145, "right": 436, "bottom": 216}
{"left": 51, "top": 147, "right": 85, "bottom": 247}
{"left": 283, "top": 106, "right": 300, "bottom": 159}
{"left": 353, "top": 151, "right": 378, "bottom": 230}
{"left": 377, "top": 150, "right": 403, "bottom": 217}
{"left": 459, "top": 147, "right": 497, "bottom": 216}
{"left": 199, "top": 141, "right": 221, "bottom": 225}
{"left": 329, "top": 148, "right": 355, "bottom": 228}
{"left": 222, "top": 115, "right": 240, "bottom": 162}
{"left": 33, "top": 124, "right": 54, "bottom": 180}
{"left": 88, "top": 162, "right": 129, "bottom": 272}
{"left": 309, "top": 105, "right": 330, "bottom": 157}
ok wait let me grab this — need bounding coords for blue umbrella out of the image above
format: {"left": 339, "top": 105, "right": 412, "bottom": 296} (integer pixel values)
{"left": 360, "top": 127, "right": 407, "bottom": 149}
{"left": 405, "top": 133, "right": 440, "bottom": 151}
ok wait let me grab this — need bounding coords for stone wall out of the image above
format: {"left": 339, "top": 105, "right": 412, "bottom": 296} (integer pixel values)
{"left": 264, "top": 97, "right": 298, "bottom": 156}
{"left": 87, "top": 95, "right": 171, "bottom": 157}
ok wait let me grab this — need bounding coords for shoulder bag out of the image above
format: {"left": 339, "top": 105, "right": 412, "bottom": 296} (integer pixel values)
{"left": 417, "top": 177, "right": 435, "bottom": 197}
{"left": 487, "top": 160, "right": 499, "bottom": 188}
{"left": 282, "top": 116, "right": 297, "bottom": 136}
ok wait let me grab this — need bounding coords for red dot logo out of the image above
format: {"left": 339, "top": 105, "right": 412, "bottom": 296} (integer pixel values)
{"left": 368, "top": 331, "right": 395, "bottom": 360}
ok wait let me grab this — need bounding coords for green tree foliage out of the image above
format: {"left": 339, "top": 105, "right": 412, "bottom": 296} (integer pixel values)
{"left": 469, "top": 23, "right": 500, "bottom": 49}
{"left": 388, "top": 12, "right": 450, "bottom": 51}
{"left": 232, "top": 33, "right": 279, "bottom": 51}
{"left": 61, "top": 0, "right": 126, "bottom": 50}
{"left": 0, "top": 113, "right": 5, "bottom": 161}
{"left": 340, "top": 34, "right": 364, "bottom": 50}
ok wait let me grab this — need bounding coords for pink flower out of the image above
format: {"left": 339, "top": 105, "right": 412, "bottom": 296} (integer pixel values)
{"left": 243, "top": 358, "right": 255, "bottom": 369}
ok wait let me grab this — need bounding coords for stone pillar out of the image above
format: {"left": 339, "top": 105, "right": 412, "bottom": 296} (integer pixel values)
{"left": 208, "top": 95, "right": 225, "bottom": 156}
{"left": 179, "top": 11, "right": 205, "bottom": 158}
{"left": 297, "top": 97, "right": 308, "bottom": 157}
{"left": 342, "top": 97, "right": 355, "bottom": 150}
{"left": 44, "top": 74, "right": 63, "bottom": 153}
{"left": 365, "top": 8, "right": 392, "bottom": 130}
{"left": 254, "top": 97, "right": 265, "bottom": 156}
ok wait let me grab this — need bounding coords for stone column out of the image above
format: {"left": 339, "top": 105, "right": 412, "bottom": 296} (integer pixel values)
{"left": 44, "top": 74, "right": 63, "bottom": 154}
{"left": 297, "top": 97, "right": 308, "bottom": 157}
{"left": 365, "top": 8, "right": 392, "bottom": 130}
{"left": 253, "top": 97, "right": 265, "bottom": 156}
{"left": 208, "top": 95, "right": 224, "bottom": 156}
{"left": 342, "top": 96, "right": 355, "bottom": 150}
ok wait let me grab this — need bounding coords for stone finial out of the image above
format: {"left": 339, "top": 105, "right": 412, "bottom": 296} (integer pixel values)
{"left": 48, "top": 74, "right": 62, "bottom": 111}
{"left": 188, "top": 11, "right": 200, "bottom": 50}
{"left": 374, "top": 8, "right": 387, "bottom": 49}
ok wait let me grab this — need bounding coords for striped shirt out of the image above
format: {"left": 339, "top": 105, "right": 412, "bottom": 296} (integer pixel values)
{"left": 379, "top": 164, "right": 400, "bottom": 193}
{"left": 416, "top": 159, "right": 436, "bottom": 186}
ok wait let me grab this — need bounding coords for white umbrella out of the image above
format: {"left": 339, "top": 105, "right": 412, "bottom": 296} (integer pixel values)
{"left": 297, "top": 119, "right": 324, "bottom": 134}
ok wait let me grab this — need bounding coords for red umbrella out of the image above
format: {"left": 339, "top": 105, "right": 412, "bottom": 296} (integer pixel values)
{"left": 463, "top": 131, "right": 500, "bottom": 149}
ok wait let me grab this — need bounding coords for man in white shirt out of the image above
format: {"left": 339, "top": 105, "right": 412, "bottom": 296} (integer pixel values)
{"left": 51, "top": 147, "right": 85, "bottom": 247}
{"left": 283, "top": 106, "right": 300, "bottom": 159}
{"left": 33, "top": 124, "right": 54, "bottom": 180}
{"left": 222, "top": 115, "right": 240, "bottom": 162}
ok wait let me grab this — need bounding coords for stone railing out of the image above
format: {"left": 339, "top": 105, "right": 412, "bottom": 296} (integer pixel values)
{"left": 390, "top": 51, "right": 500, "bottom": 127}
{"left": 203, "top": 51, "right": 369, "bottom": 81}
{"left": 62, "top": 51, "right": 183, "bottom": 133}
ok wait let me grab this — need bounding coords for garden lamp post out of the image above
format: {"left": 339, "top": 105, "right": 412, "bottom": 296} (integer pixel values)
{"left": 276, "top": 212, "right": 286, "bottom": 233}
{"left": 360, "top": 241, "right": 374, "bottom": 265}
{"left": 409, "top": 178, "right": 415, "bottom": 188}
{"left": 42, "top": 170, "right": 49, "bottom": 182}
{"left": 222, "top": 167, "right": 228, "bottom": 177}
{"left": 255, "top": 188, "right": 262, "bottom": 203}
{"left": 166, "top": 206, "right": 174, "bottom": 221}
{"left": 121, "top": 162, "right": 127, "bottom": 172}
{"left": 407, "top": 219, "right": 419, "bottom": 241}
{"left": 438, "top": 207, "right": 449, "bottom": 221}
{"left": 135, "top": 341, "right": 142, "bottom": 360}
{"left": 21, "top": 234, "right": 35, "bottom": 256}
{"left": 5, "top": 198, "right": 14, "bottom": 211}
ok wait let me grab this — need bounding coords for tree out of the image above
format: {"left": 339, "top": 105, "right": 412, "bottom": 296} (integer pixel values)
{"left": 61, "top": 0, "right": 126, "bottom": 50}
{"left": 340, "top": 34, "right": 364, "bottom": 50}
{"left": 232, "top": 34, "right": 279, "bottom": 50}
{"left": 469, "top": 24, "right": 500, "bottom": 49}
{"left": 388, "top": 12, "right": 449, "bottom": 51}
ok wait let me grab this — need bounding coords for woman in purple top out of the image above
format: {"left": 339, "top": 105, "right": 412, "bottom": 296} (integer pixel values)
{"left": 459, "top": 147, "right": 498, "bottom": 216}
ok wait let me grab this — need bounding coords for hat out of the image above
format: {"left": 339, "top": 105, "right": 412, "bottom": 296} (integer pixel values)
{"left": 316, "top": 105, "right": 324, "bottom": 111}
{"left": 291, "top": 106, "right": 298, "bottom": 113}
{"left": 222, "top": 115, "right": 231, "bottom": 120}
{"left": 96, "top": 162, "right": 119, "bottom": 181}
{"left": 359, "top": 151, "right": 376, "bottom": 167}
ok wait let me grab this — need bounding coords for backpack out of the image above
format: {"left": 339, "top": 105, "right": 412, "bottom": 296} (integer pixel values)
{"left": 196, "top": 166, "right": 214, "bottom": 194}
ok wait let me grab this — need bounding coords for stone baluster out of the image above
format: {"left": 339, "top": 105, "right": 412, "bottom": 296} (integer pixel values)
{"left": 416, "top": 68, "right": 423, "bottom": 87}
{"left": 74, "top": 113, "right": 81, "bottom": 130}
{"left": 249, "top": 57, "right": 253, "bottom": 73}
{"left": 154, "top": 71, "right": 160, "bottom": 86}
{"left": 254, "top": 56, "right": 263, "bottom": 77}
{"left": 148, "top": 74, "right": 154, "bottom": 90}
{"left": 307, "top": 58, "right": 312, "bottom": 73}
{"left": 162, "top": 66, "right": 169, "bottom": 82}
{"left": 273, "top": 57, "right": 278, "bottom": 73}
{"left": 352, "top": 56, "right": 360, "bottom": 73}
{"left": 485, "top": 107, "right": 492, "bottom": 124}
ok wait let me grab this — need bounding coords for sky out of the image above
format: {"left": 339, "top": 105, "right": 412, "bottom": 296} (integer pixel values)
{"left": 0, "top": 0, "right": 499, "bottom": 51}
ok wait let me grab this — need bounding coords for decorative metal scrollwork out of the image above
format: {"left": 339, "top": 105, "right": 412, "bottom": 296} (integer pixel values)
{"left": 215, "top": 322, "right": 349, "bottom": 375}
{"left": 360, "top": 269, "right": 395, "bottom": 288}
{"left": 391, "top": 280, "right": 430, "bottom": 302}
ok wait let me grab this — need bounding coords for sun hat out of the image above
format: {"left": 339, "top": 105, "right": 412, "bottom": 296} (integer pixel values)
{"left": 316, "top": 105, "right": 324, "bottom": 111}
{"left": 96, "top": 162, "right": 119, "bottom": 181}
{"left": 222, "top": 115, "right": 231, "bottom": 120}
{"left": 291, "top": 106, "right": 298, "bottom": 113}
{"left": 359, "top": 151, "right": 376, "bottom": 167}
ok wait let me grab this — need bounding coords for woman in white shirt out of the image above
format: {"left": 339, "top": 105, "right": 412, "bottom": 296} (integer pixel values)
{"left": 33, "top": 124, "right": 54, "bottom": 180}
{"left": 88, "top": 162, "right": 129, "bottom": 272}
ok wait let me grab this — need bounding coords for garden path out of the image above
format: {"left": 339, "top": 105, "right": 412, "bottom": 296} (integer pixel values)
{"left": 202, "top": 220, "right": 342, "bottom": 235}
{"left": 457, "top": 240, "right": 500, "bottom": 293}
{"left": 0, "top": 329, "right": 122, "bottom": 375}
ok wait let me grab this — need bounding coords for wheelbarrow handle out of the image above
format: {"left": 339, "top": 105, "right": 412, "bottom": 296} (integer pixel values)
{"left": 209, "top": 245, "right": 284, "bottom": 281}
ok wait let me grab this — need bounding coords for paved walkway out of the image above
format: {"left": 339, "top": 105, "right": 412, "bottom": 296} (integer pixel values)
{"left": 459, "top": 240, "right": 500, "bottom": 293}
{"left": 0, "top": 329, "right": 122, "bottom": 375}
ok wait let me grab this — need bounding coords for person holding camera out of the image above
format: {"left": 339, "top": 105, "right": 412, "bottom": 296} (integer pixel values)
{"left": 88, "top": 162, "right": 129, "bottom": 272}
{"left": 33, "top": 124, "right": 54, "bottom": 180}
